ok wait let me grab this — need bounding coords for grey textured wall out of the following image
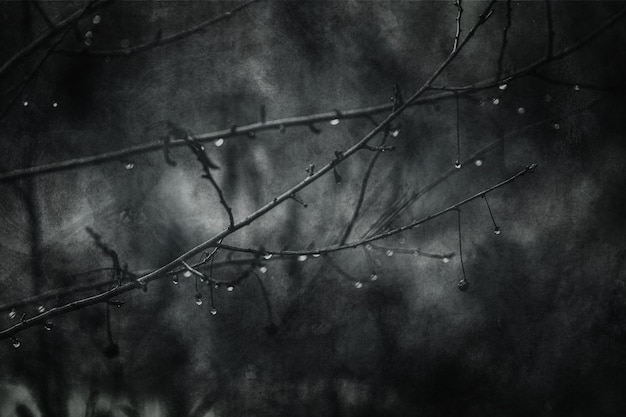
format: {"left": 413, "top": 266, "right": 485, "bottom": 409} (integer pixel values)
{"left": 0, "top": 1, "right": 625, "bottom": 416}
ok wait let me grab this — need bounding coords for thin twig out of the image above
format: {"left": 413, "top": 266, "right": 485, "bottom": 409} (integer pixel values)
{"left": 496, "top": 0, "right": 512, "bottom": 81}
{"left": 56, "top": 0, "right": 261, "bottom": 57}
{"left": 0, "top": 0, "right": 109, "bottom": 79}
{"left": 545, "top": 0, "right": 554, "bottom": 59}
{"left": 453, "top": 0, "right": 464, "bottom": 52}
{"left": 339, "top": 125, "right": 390, "bottom": 244}
{"left": 2, "top": 5, "right": 622, "bottom": 183}
{"left": 0, "top": 1, "right": 498, "bottom": 339}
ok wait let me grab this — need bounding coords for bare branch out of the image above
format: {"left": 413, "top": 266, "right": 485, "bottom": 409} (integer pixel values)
{"left": 0, "top": 1, "right": 499, "bottom": 339}
{"left": 56, "top": 0, "right": 261, "bottom": 57}
{"left": 0, "top": 0, "right": 109, "bottom": 80}
{"left": 452, "top": 0, "right": 464, "bottom": 52}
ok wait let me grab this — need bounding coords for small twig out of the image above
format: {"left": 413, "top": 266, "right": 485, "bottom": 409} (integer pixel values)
{"left": 452, "top": 0, "right": 464, "bottom": 52}
{"left": 545, "top": 0, "right": 554, "bottom": 59}
{"left": 56, "top": 0, "right": 261, "bottom": 57}
{"left": 496, "top": 0, "right": 512, "bottom": 81}
{"left": 340, "top": 126, "right": 390, "bottom": 245}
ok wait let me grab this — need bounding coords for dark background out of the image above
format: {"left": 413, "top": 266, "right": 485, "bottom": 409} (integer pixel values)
{"left": 0, "top": 1, "right": 625, "bottom": 416}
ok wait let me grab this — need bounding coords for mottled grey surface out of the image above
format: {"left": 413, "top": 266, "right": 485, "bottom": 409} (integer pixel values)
{"left": 0, "top": 1, "right": 625, "bottom": 416}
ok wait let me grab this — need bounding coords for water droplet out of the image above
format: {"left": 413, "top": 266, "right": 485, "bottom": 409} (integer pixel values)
{"left": 92, "top": 15, "right": 101, "bottom": 24}
{"left": 84, "top": 38, "right": 92, "bottom": 47}
{"left": 44, "top": 321, "right": 53, "bottom": 331}
{"left": 9, "top": 309, "right": 16, "bottom": 319}
{"left": 330, "top": 119, "right": 340, "bottom": 126}
{"left": 11, "top": 338, "right": 20, "bottom": 348}
{"left": 195, "top": 293, "right": 203, "bottom": 306}
{"left": 23, "top": 101, "right": 29, "bottom": 107}
{"left": 227, "top": 286, "right": 234, "bottom": 292}
{"left": 454, "top": 160, "right": 462, "bottom": 169}
{"left": 85, "top": 31, "right": 93, "bottom": 39}
{"left": 312, "top": 253, "right": 321, "bottom": 258}
{"left": 52, "top": 102, "right": 58, "bottom": 108}
{"left": 494, "top": 226, "right": 501, "bottom": 235}
{"left": 365, "top": 244, "right": 373, "bottom": 251}
{"left": 442, "top": 257, "right": 450, "bottom": 264}
{"left": 517, "top": 107, "right": 526, "bottom": 114}
{"left": 124, "top": 162, "right": 134, "bottom": 170}
{"left": 37, "top": 305, "right": 45, "bottom": 313}
{"left": 391, "top": 129, "right": 400, "bottom": 137}
{"left": 297, "top": 255, "right": 308, "bottom": 262}
{"left": 573, "top": 85, "right": 580, "bottom": 91}
{"left": 552, "top": 123, "right": 560, "bottom": 130}
{"left": 259, "top": 266, "right": 268, "bottom": 274}
{"left": 183, "top": 270, "right": 192, "bottom": 278}
{"left": 386, "top": 250, "right": 394, "bottom": 257}
{"left": 120, "top": 39, "right": 130, "bottom": 48}
{"left": 499, "top": 83, "right": 508, "bottom": 90}
{"left": 492, "top": 98, "right": 500, "bottom": 105}
{"left": 214, "top": 283, "right": 219, "bottom": 289}
{"left": 210, "top": 308, "right": 218, "bottom": 315}
{"left": 457, "top": 279, "right": 470, "bottom": 292}
{"left": 215, "top": 138, "right": 225, "bottom": 147}
{"left": 263, "top": 253, "right": 273, "bottom": 260}
{"left": 172, "top": 275, "right": 179, "bottom": 285}
{"left": 354, "top": 281, "right": 363, "bottom": 289}
{"left": 474, "top": 159, "right": 483, "bottom": 167}
{"left": 369, "top": 273, "right": 378, "bottom": 281}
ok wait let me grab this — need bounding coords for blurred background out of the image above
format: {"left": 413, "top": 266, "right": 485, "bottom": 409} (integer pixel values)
{"left": 0, "top": 1, "right": 625, "bottom": 416}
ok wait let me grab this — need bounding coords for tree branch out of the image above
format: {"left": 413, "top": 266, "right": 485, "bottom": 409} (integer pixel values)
{"left": 0, "top": 1, "right": 498, "bottom": 340}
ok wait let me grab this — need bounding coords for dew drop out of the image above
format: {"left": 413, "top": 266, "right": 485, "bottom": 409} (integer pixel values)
{"left": 365, "top": 244, "right": 373, "bottom": 251}
{"left": 574, "top": 85, "right": 580, "bottom": 91}
{"left": 494, "top": 226, "right": 501, "bottom": 235}
{"left": 11, "top": 338, "right": 20, "bottom": 348}
{"left": 52, "top": 102, "right": 58, "bottom": 108}
{"left": 210, "top": 308, "right": 218, "bottom": 315}
{"left": 297, "top": 255, "right": 308, "bottom": 262}
{"left": 330, "top": 119, "right": 340, "bottom": 126}
{"left": 259, "top": 266, "right": 268, "bottom": 274}
{"left": 369, "top": 273, "right": 378, "bottom": 281}
{"left": 214, "top": 283, "right": 219, "bottom": 289}
{"left": 517, "top": 107, "right": 526, "bottom": 115}
{"left": 457, "top": 279, "right": 470, "bottom": 292}
{"left": 9, "top": 309, "right": 16, "bottom": 319}
{"left": 552, "top": 123, "right": 560, "bottom": 130}
{"left": 172, "top": 275, "right": 179, "bottom": 285}
{"left": 386, "top": 249, "right": 394, "bottom": 257}
{"left": 227, "top": 286, "right": 234, "bottom": 292}
{"left": 499, "top": 83, "right": 508, "bottom": 90}
{"left": 92, "top": 15, "right": 101, "bottom": 24}
{"left": 215, "top": 138, "right": 225, "bottom": 147}
{"left": 442, "top": 257, "right": 450, "bottom": 264}
{"left": 312, "top": 253, "right": 321, "bottom": 258}
{"left": 391, "top": 129, "right": 400, "bottom": 137}
{"left": 354, "top": 281, "right": 363, "bottom": 289}
{"left": 263, "top": 253, "right": 273, "bottom": 260}
{"left": 474, "top": 159, "right": 483, "bottom": 167}
{"left": 23, "top": 101, "right": 29, "bottom": 107}
{"left": 183, "top": 270, "right": 192, "bottom": 278}
{"left": 44, "top": 321, "right": 53, "bottom": 331}
{"left": 492, "top": 98, "right": 500, "bottom": 105}
{"left": 85, "top": 31, "right": 93, "bottom": 39}
{"left": 195, "top": 293, "right": 203, "bottom": 306}
{"left": 454, "top": 160, "right": 462, "bottom": 169}
{"left": 37, "top": 305, "right": 45, "bottom": 313}
{"left": 84, "top": 38, "right": 92, "bottom": 47}
{"left": 124, "top": 162, "right": 134, "bottom": 170}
